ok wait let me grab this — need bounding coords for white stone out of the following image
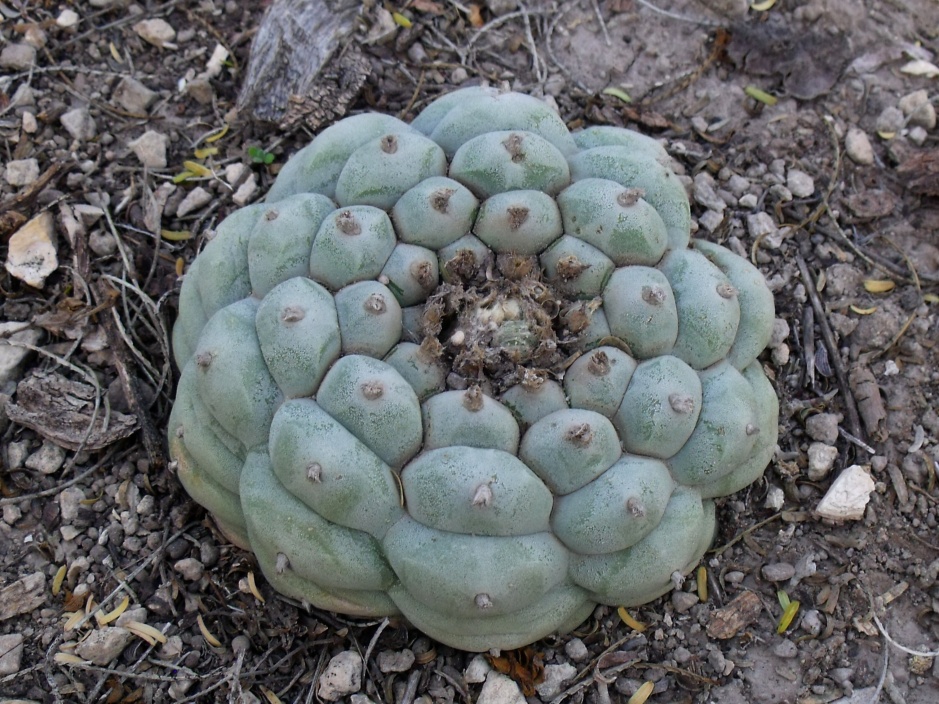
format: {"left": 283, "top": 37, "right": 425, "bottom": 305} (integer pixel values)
{"left": 746, "top": 211, "right": 785, "bottom": 248}
{"left": 377, "top": 649, "right": 415, "bottom": 673}
{"left": 0, "top": 43, "right": 36, "bottom": 70}
{"left": 698, "top": 209, "right": 724, "bottom": 232}
{"left": 58, "top": 486, "right": 85, "bottom": 522}
{"left": 129, "top": 130, "right": 169, "bottom": 168}
{"left": 57, "top": 9, "right": 80, "bottom": 27}
{"left": 807, "top": 443, "right": 839, "bottom": 481}
{"left": 224, "top": 162, "right": 248, "bottom": 185}
{"left": 317, "top": 651, "right": 362, "bottom": 701}
{"left": 897, "top": 90, "right": 936, "bottom": 130}
{"left": 112, "top": 77, "right": 158, "bottom": 114}
{"left": 176, "top": 187, "right": 213, "bottom": 217}
{"left": 535, "top": 663, "right": 577, "bottom": 699}
{"left": 25, "top": 441, "right": 66, "bottom": 475}
{"left": 764, "top": 484, "right": 785, "bottom": 510}
{"left": 477, "top": 671, "right": 526, "bottom": 704}
{"left": 738, "top": 193, "right": 758, "bottom": 209}
{"left": 815, "top": 465, "right": 875, "bottom": 521}
{"left": 60, "top": 108, "right": 97, "bottom": 141}
{"left": 233, "top": 173, "right": 259, "bottom": 206}
{"left": 464, "top": 654, "right": 492, "bottom": 683}
{"left": 786, "top": 169, "right": 814, "bottom": 198}
{"left": 133, "top": 19, "right": 176, "bottom": 48}
{"left": 5, "top": 159, "right": 39, "bottom": 187}
{"left": 845, "top": 128, "right": 874, "bottom": 165}
{"left": 22, "top": 111, "right": 38, "bottom": 134}
{"left": 0, "top": 633, "right": 24, "bottom": 675}
{"left": 5, "top": 211, "right": 58, "bottom": 288}
{"left": 75, "top": 627, "right": 133, "bottom": 665}
{"left": 173, "top": 558, "right": 205, "bottom": 581}
{"left": 0, "top": 321, "right": 41, "bottom": 386}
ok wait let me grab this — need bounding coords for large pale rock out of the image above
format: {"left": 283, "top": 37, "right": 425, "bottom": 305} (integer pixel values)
{"left": 815, "top": 465, "right": 875, "bottom": 521}
{"left": 477, "top": 672, "right": 526, "bottom": 704}
{"left": 0, "top": 572, "right": 45, "bottom": 621}
{"left": 129, "top": 130, "right": 169, "bottom": 168}
{"left": 317, "top": 651, "right": 362, "bottom": 701}
{"left": 5, "top": 212, "right": 58, "bottom": 288}
{"left": 75, "top": 627, "right": 134, "bottom": 665}
{"left": 0, "top": 634, "right": 24, "bottom": 675}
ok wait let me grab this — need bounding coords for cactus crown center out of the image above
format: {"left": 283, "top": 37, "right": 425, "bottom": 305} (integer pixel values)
{"left": 417, "top": 254, "right": 600, "bottom": 393}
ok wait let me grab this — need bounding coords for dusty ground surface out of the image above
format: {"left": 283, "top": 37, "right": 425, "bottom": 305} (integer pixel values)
{"left": 1, "top": 0, "right": 938, "bottom": 703}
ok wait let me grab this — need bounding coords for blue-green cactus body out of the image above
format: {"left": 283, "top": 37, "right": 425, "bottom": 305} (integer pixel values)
{"left": 169, "top": 87, "right": 778, "bottom": 652}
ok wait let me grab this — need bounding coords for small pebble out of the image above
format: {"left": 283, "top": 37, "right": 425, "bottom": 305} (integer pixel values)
{"left": 5, "top": 159, "right": 40, "bottom": 187}
{"left": 898, "top": 89, "right": 936, "bottom": 130}
{"left": 58, "top": 486, "right": 85, "bottom": 522}
{"left": 762, "top": 563, "right": 796, "bottom": 582}
{"left": 773, "top": 639, "right": 798, "bottom": 658}
{"left": 112, "top": 77, "right": 158, "bottom": 114}
{"left": 129, "top": 130, "right": 169, "bottom": 168}
{"left": 786, "top": 169, "right": 814, "bottom": 198}
{"left": 477, "top": 671, "right": 526, "bottom": 704}
{"left": 564, "top": 637, "right": 589, "bottom": 662}
{"left": 698, "top": 209, "right": 724, "bottom": 232}
{"left": 75, "top": 627, "right": 133, "bottom": 665}
{"left": 738, "top": 193, "right": 758, "bottom": 209}
{"left": 173, "top": 557, "right": 205, "bottom": 581}
{"left": 60, "top": 107, "right": 97, "bottom": 141}
{"left": 764, "top": 484, "right": 785, "bottom": 510}
{"left": 693, "top": 172, "right": 726, "bottom": 212}
{"left": 875, "top": 106, "right": 904, "bottom": 137}
{"left": 0, "top": 43, "right": 36, "bottom": 70}
{"left": 317, "top": 651, "right": 363, "bottom": 701}
{"left": 800, "top": 609, "right": 822, "bottom": 636}
{"left": 807, "top": 442, "right": 839, "bottom": 481}
{"left": 464, "top": 654, "right": 491, "bottom": 684}
{"left": 673, "top": 646, "right": 692, "bottom": 664}
{"left": 805, "top": 413, "right": 841, "bottom": 445}
{"left": 671, "top": 591, "right": 699, "bottom": 613}
{"left": 0, "top": 633, "right": 24, "bottom": 676}
{"left": 57, "top": 9, "right": 80, "bottom": 27}
{"left": 133, "top": 18, "right": 177, "bottom": 48}
{"left": 25, "top": 440, "right": 66, "bottom": 475}
{"left": 377, "top": 648, "right": 415, "bottom": 673}
{"left": 177, "top": 187, "right": 213, "bottom": 217}
{"left": 535, "top": 663, "right": 577, "bottom": 699}
{"left": 845, "top": 128, "right": 874, "bottom": 165}
{"left": 707, "top": 648, "right": 726, "bottom": 675}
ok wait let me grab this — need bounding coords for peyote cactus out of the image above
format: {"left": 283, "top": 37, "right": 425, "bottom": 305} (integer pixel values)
{"left": 168, "top": 86, "right": 778, "bottom": 652}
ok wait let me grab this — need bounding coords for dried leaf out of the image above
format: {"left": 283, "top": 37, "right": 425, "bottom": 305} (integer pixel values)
{"left": 198, "top": 614, "right": 222, "bottom": 647}
{"left": 744, "top": 85, "right": 778, "bottom": 105}
{"left": 850, "top": 304, "right": 877, "bottom": 315}
{"left": 98, "top": 595, "right": 130, "bottom": 625}
{"left": 392, "top": 11, "right": 412, "bottom": 28}
{"left": 627, "top": 681, "right": 655, "bottom": 704}
{"left": 260, "top": 686, "right": 284, "bottom": 704}
{"left": 468, "top": 4, "right": 485, "bottom": 27}
{"left": 863, "top": 279, "right": 895, "bottom": 293}
{"left": 108, "top": 42, "right": 122, "bottom": 63}
{"left": 194, "top": 147, "right": 218, "bottom": 159}
{"left": 924, "top": 293, "right": 939, "bottom": 304}
{"left": 52, "top": 565, "right": 67, "bottom": 596}
{"left": 696, "top": 566, "right": 708, "bottom": 602}
{"left": 183, "top": 161, "right": 214, "bottom": 178}
{"left": 205, "top": 124, "right": 229, "bottom": 143}
{"left": 54, "top": 652, "right": 88, "bottom": 665}
{"left": 776, "top": 600, "right": 800, "bottom": 633}
{"left": 486, "top": 647, "right": 544, "bottom": 697}
{"left": 617, "top": 606, "right": 647, "bottom": 632}
{"left": 125, "top": 621, "right": 168, "bottom": 646}
{"left": 776, "top": 590, "right": 790, "bottom": 609}
{"left": 247, "top": 572, "right": 265, "bottom": 603}
{"left": 172, "top": 171, "right": 195, "bottom": 184}
{"left": 161, "top": 229, "right": 193, "bottom": 241}
{"left": 602, "top": 87, "right": 632, "bottom": 103}
{"left": 63, "top": 610, "right": 85, "bottom": 631}
{"left": 750, "top": 0, "right": 777, "bottom": 9}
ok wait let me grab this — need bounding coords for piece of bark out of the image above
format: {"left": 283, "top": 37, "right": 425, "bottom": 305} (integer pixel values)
{"left": 0, "top": 572, "right": 45, "bottom": 621}
{"left": 706, "top": 590, "right": 763, "bottom": 639}
{"left": 896, "top": 149, "right": 939, "bottom": 196}
{"left": 5, "top": 371, "right": 138, "bottom": 451}
{"left": 238, "top": 0, "right": 367, "bottom": 129}
{"left": 849, "top": 365, "right": 886, "bottom": 439}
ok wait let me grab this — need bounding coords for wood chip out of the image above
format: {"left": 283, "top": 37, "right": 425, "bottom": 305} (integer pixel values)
{"left": 706, "top": 590, "right": 763, "bottom": 639}
{"left": 0, "top": 572, "right": 46, "bottom": 621}
{"left": 5, "top": 371, "right": 138, "bottom": 451}
{"left": 849, "top": 366, "right": 886, "bottom": 438}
